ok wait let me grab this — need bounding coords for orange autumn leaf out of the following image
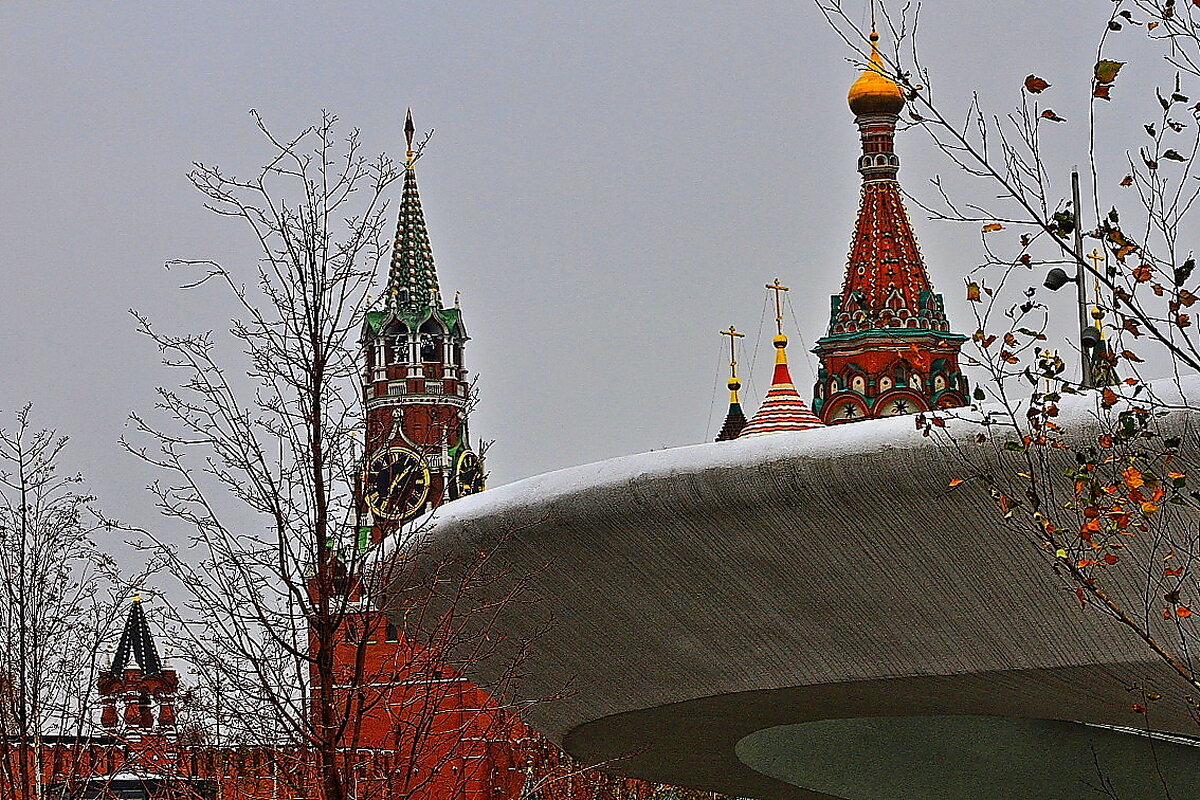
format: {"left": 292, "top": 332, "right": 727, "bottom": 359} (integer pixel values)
{"left": 982, "top": 222, "right": 1004, "bottom": 232}
{"left": 1102, "top": 388, "right": 1120, "bottom": 409}
{"left": 1095, "top": 59, "right": 1126, "bottom": 84}
{"left": 1123, "top": 467, "right": 1145, "bottom": 489}
{"left": 1178, "top": 606, "right": 1193, "bottom": 618}
{"left": 1024, "top": 75, "right": 1051, "bottom": 93}
{"left": 948, "top": 478, "right": 965, "bottom": 488}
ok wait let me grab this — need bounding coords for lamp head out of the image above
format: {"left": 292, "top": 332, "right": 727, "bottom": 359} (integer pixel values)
{"left": 1043, "top": 268, "right": 1075, "bottom": 291}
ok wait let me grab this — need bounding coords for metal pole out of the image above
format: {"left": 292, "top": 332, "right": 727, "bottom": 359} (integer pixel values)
{"left": 1072, "top": 169, "right": 1092, "bottom": 388}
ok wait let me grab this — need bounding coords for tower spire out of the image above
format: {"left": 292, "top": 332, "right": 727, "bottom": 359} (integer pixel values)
{"left": 387, "top": 109, "right": 442, "bottom": 318}
{"left": 715, "top": 326, "right": 748, "bottom": 441}
{"left": 739, "top": 281, "right": 825, "bottom": 438}
{"left": 405, "top": 107, "right": 415, "bottom": 162}
{"left": 813, "top": 28, "right": 968, "bottom": 423}
{"left": 110, "top": 595, "right": 162, "bottom": 676}
{"left": 98, "top": 595, "right": 178, "bottom": 734}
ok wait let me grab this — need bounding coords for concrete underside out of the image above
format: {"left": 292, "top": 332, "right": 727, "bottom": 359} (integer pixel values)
{"left": 379, "top": 384, "right": 1200, "bottom": 800}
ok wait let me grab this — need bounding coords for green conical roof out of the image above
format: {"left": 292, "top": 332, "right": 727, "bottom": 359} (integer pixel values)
{"left": 387, "top": 160, "right": 440, "bottom": 317}
{"left": 386, "top": 110, "right": 441, "bottom": 319}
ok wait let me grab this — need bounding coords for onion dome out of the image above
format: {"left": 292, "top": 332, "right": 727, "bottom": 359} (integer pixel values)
{"left": 739, "top": 334, "right": 825, "bottom": 438}
{"left": 848, "top": 32, "right": 905, "bottom": 116}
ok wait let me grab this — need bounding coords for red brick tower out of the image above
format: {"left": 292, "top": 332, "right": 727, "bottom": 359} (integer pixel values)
{"left": 326, "top": 112, "right": 518, "bottom": 798}
{"left": 97, "top": 597, "right": 178, "bottom": 739}
{"left": 359, "top": 112, "right": 484, "bottom": 525}
{"left": 812, "top": 31, "right": 969, "bottom": 423}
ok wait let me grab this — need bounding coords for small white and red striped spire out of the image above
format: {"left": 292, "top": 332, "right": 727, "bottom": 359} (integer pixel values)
{"left": 739, "top": 280, "right": 825, "bottom": 438}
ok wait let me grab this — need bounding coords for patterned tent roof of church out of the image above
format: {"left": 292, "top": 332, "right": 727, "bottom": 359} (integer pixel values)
{"left": 716, "top": 401, "right": 748, "bottom": 441}
{"left": 110, "top": 598, "right": 162, "bottom": 676}
{"left": 832, "top": 178, "right": 937, "bottom": 336}
{"left": 826, "top": 31, "right": 951, "bottom": 340}
{"left": 739, "top": 355, "right": 825, "bottom": 438}
{"left": 386, "top": 110, "right": 442, "bottom": 321}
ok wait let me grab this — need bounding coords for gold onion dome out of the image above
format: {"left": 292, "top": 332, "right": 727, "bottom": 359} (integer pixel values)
{"left": 848, "top": 32, "right": 906, "bottom": 116}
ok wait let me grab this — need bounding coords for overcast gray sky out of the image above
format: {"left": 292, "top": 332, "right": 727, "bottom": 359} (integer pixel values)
{"left": 2, "top": 0, "right": 1150, "bottom": 526}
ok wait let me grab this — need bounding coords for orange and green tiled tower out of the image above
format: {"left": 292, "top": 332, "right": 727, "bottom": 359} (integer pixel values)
{"left": 812, "top": 31, "right": 968, "bottom": 423}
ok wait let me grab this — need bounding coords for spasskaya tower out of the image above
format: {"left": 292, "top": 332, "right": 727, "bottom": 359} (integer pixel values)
{"left": 359, "top": 110, "right": 485, "bottom": 538}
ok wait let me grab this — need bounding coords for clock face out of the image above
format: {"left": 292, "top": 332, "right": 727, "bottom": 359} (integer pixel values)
{"left": 829, "top": 401, "right": 861, "bottom": 422}
{"left": 363, "top": 447, "right": 430, "bottom": 521}
{"left": 451, "top": 450, "right": 486, "bottom": 500}
{"left": 879, "top": 397, "right": 915, "bottom": 417}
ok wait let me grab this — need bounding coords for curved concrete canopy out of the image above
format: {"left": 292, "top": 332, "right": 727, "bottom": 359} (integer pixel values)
{"left": 378, "top": 381, "right": 1200, "bottom": 800}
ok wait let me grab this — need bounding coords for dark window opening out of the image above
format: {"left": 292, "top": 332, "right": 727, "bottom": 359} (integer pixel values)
{"left": 420, "top": 333, "right": 442, "bottom": 363}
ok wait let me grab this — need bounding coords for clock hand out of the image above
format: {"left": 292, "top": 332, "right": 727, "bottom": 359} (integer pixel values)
{"left": 388, "top": 465, "right": 414, "bottom": 494}
{"left": 380, "top": 465, "right": 415, "bottom": 514}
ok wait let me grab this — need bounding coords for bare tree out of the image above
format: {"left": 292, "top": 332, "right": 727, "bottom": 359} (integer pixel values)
{"left": 0, "top": 405, "right": 145, "bottom": 800}
{"left": 816, "top": 0, "right": 1200, "bottom": 729}
{"left": 121, "top": 111, "right": 548, "bottom": 800}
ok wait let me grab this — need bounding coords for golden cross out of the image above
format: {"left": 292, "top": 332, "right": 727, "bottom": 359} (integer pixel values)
{"left": 1086, "top": 249, "right": 1106, "bottom": 307}
{"left": 766, "top": 278, "right": 790, "bottom": 336}
{"left": 720, "top": 325, "right": 745, "bottom": 378}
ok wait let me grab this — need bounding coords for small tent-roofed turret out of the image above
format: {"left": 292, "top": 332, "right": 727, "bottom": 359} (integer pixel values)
{"left": 109, "top": 595, "right": 162, "bottom": 676}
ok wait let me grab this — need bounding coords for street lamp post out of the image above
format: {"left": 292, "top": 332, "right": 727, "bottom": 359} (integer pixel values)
{"left": 1042, "top": 169, "right": 1096, "bottom": 388}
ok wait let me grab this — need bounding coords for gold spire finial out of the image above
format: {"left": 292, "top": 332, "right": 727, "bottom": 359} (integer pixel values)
{"left": 405, "top": 108, "right": 416, "bottom": 165}
{"left": 720, "top": 326, "right": 746, "bottom": 401}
